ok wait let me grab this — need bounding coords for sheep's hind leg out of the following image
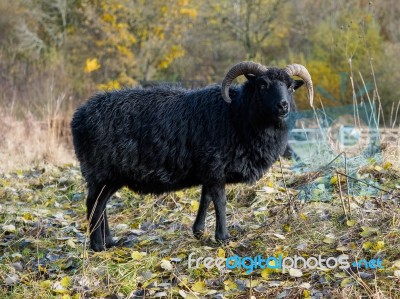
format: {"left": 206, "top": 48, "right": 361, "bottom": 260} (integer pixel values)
{"left": 86, "top": 183, "right": 119, "bottom": 251}
{"left": 103, "top": 211, "right": 116, "bottom": 248}
{"left": 193, "top": 185, "right": 212, "bottom": 238}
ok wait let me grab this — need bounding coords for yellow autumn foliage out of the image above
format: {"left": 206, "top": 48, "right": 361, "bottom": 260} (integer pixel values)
{"left": 158, "top": 45, "right": 185, "bottom": 69}
{"left": 97, "top": 80, "right": 121, "bottom": 91}
{"left": 180, "top": 8, "right": 198, "bottom": 18}
{"left": 84, "top": 58, "right": 101, "bottom": 73}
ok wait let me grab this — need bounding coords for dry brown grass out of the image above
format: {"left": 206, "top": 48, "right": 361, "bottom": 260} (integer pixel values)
{"left": 0, "top": 111, "right": 74, "bottom": 173}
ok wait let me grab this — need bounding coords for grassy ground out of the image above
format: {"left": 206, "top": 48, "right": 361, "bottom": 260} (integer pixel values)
{"left": 0, "top": 159, "right": 400, "bottom": 299}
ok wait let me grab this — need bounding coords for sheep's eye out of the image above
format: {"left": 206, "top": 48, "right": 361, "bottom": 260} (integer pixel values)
{"left": 259, "top": 84, "right": 267, "bottom": 90}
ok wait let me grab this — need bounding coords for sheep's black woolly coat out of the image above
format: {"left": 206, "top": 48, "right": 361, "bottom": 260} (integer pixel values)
{"left": 72, "top": 83, "right": 289, "bottom": 193}
{"left": 71, "top": 67, "right": 300, "bottom": 251}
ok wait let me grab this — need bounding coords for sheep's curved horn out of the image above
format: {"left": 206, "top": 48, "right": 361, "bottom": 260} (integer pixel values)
{"left": 285, "top": 64, "right": 314, "bottom": 107}
{"left": 221, "top": 61, "right": 268, "bottom": 103}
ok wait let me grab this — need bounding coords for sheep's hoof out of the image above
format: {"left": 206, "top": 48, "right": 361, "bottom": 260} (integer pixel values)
{"left": 193, "top": 228, "right": 205, "bottom": 239}
{"left": 193, "top": 224, "right": 206, "bottom": 239}
{"left": 215, "top": 233, "right": 230, "bottom": 244}
{"left": 90, "top": 241, "right": 106, "bottom": 252}
{"left": 105, "top": 239, "right": 117, "bottom": 248}
{"left": 193, "top": 232, "right": 203, "bottom": 239}
{"left": 90, "top": 237, "right": 117, "bottom": 252}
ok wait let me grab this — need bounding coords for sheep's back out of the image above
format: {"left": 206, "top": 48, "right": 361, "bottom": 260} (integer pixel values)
{"left": 71, "top": 85, "right": 230, "bottom": 192}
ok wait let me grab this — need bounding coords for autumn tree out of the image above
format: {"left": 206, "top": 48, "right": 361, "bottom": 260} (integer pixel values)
{"left": 74, "top": 0, "right": 198, "bottom": 89}
{"left": 215, "top": 0, "right": 291, "bottom": 62}
{"left": 283, "top": 0, "right": 386, "bottom": 109}
{"left": 166, "top": 0, "right": 292, "bottom": 84}
{"left": 1, "top": 0, "right": 399, "bottom": 121}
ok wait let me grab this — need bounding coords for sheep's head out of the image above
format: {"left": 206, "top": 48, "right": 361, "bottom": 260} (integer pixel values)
{"left": 221, "top": 61, "right": 313, "bottom": 123}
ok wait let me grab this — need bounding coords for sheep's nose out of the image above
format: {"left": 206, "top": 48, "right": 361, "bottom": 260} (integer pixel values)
{"left": 277, "top": 100, "right": 289, "bottom": 114}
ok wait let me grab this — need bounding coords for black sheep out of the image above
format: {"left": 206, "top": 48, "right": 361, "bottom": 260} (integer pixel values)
{"left": 71, "top": 61, "right": 313, "bottom": 251}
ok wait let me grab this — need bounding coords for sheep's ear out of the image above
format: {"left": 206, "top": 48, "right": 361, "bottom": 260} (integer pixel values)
{"left": 244, "top": 73, "right": 256, "bottom": 84}
{"left": 294, "top": 80, "right": 304, "bottom": 90}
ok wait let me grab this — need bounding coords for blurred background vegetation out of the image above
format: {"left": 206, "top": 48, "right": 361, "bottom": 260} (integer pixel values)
{"left": 1, "top": 0, "right": 400, "bottom": 115}
{"left": 1, "top": 0, "right": 400, "bottom": 169}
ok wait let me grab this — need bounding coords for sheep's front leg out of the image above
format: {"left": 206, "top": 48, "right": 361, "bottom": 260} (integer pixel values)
{"left": 211, "top": 185, "right": 229, "bottom": 241}
{"left": 192, "top": 184, "right": 229, "bottom": 241}
{"left": 193, "top": 185, "right": 212, "bottom": 238}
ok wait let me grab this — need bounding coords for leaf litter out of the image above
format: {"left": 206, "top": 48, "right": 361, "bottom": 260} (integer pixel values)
{"left": 0, "top": 161, "right": 399, "bottom": 298}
